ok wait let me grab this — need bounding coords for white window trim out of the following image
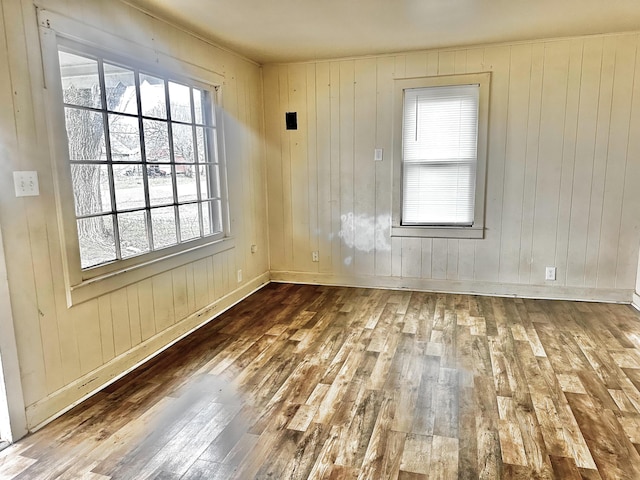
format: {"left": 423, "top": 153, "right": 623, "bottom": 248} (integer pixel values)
{"left": 39, "top": 10, "right": 232, "bottom": 306}
{"left": 392, "top": 73, "right": 491, "bottom": 239}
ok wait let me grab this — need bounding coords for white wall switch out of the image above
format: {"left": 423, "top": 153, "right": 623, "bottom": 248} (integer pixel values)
{"left": 374, "top": 148, "right": 383, "bottom": 162}
{"left": 237, "top": 269, "right": 242, "bottom": 283}
{"left": 13, "top": 171, "right": 40, "bottom": 197}
{"left": 545, "top": 266, "right": 556, "bottom": 281}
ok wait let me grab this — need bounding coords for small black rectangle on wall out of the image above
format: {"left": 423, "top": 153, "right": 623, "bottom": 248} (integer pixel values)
{"left": 285, "top": 112, "right": 297, "bottom": 130}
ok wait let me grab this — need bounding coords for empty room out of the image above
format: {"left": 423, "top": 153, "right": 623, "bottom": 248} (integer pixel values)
{"left": 2, "top": 0, "right": 640, "bottom": 478}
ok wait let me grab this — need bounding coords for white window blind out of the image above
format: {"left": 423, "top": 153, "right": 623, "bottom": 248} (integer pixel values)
{"left": 402, "top": 84, "right": 479, "bottom": 226}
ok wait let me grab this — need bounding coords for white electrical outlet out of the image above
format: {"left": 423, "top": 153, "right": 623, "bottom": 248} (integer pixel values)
{"left": 13, "top": 171, "right": 40, "bottom": 197}
{"left": 374, "top": 148, "right": 383, "bottom": 162}
{"left": 237, "top": 269, "right": 242, "bottom": 283}
{"left": 251, "top": 244, "right": 258, "bottom": 254}
{"left": 545, "top": 266, "right": 556, "bottom": 281}
{"left": 312, "top": 251, "right": 319, "bottom": 262}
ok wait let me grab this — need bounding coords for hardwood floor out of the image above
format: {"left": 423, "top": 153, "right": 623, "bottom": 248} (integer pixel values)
{"left": 2, "top": 283, "right": 640, "bottom": 479}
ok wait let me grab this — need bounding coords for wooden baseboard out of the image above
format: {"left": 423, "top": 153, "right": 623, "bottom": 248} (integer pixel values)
{"left": 26, "top": 272, "right": 270, "bottom": 431}
{"left": 633, "top": 292, "right": 640, "bottom": 311}
{"left": 269, "top": 271, "right": 633, "bottom": 304}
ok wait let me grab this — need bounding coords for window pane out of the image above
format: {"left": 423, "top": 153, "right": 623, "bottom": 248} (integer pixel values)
{"left": 402, "top": 84, "right": 479, "bottom": 226}
{"left": 193, "top": 89, "right": 203, "bottom": 124}
{"left": 143, "top": 119, "right": 170, "bottom": 162}
{"left": 71, "top": 164, "right": 111, "bottom": 216}
{"left": 169, "top": 81, "right": 192, "bottom": 123}
{"left": 179, "top": 204, "right": 200, "bottom": 241}
{"left": 202, "top": 201, "right": 212, "bottom": 235}
{"left": 140, "top": 74, "right": 166, "bottom": 119}
{"left": 109, "top": 114, "right": 141, "bottom": 162}
{"left": 402, "top": 162, "right": 475, "bottom": 225}
{"left": 113, "top": 164, "right": 146, "bottom": 210}
{"left": 196, "top": 127, "right": 207, "bottom": 163}
{"left": 151, "top": 207, "right": 177, "bottom": 249}
{"left": 103, "top": 63, "right": 137, "bottom": 114}
{"left": 65, "top": 107, "right": 105, "bottom": 161}
{"left": 212, "top": 200, "right": 222, "bottom": 234}
{"left": 118, "top": 211, "right": 150, "bottom": 258}
{"left": 148, "top": 169, "right": 175, "bottom": 206}
{"left": 403, "top": 85, "right": 479, "bottom": 162}
{"left": 58, "top": 51, "right": 102, "bottom": 109}
{"left": 78, "top": 215, "right": 115, "bottom": 268}
{"left": 198, "top": 166, "right": 212, "bottom": 199}
{"left": 172, "top": 123, "right": 195, "bottom": 163}
{"left": 177, "top": 171, "right": 198, "bottom": 203}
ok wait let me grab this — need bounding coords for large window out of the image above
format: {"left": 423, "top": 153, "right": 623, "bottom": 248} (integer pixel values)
{"left": 392, "top": 73, "right": 490, "bottom": 239}
{"left": 57, "top": 43, "right": 225, "bottom": 269}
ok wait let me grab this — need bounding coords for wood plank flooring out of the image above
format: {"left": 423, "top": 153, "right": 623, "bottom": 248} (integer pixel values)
{"left": 2, "top": 283, "right": 640, "bottom": 479}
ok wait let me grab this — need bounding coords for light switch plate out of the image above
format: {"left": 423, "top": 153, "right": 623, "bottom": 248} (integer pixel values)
{"left": 374, "top": 148, "right": 383, "bottom": 162}
{"left": 13, "top": 171, "right": 39, "bottom": 197}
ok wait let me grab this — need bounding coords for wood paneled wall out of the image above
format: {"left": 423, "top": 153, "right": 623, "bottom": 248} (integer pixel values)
{"left": 0, "top": 0, "right": 268, "bottom": 428}
{"left": 264, "top": 34, "right": 640, "bottom": 301}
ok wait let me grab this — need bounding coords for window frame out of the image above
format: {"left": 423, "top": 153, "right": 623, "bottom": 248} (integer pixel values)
{"left": 392, "top": 73, "right": 490, "bottom": 239}
{"left": 39, "top": 12, "right": 232, "bottom": 306}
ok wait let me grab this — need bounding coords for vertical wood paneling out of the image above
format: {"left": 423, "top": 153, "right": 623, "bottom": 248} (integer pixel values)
{"left": 71, "top": 300, "right": 102, "bottom": 376}
{"left": 329, "top": 62, "right": 342, "bottom": 273}
{"left": 566, "top": 37, "right": 603, "bottom": 286}
{"left": 279, "top": 67, "right": 294, "bottom": 270}
{"left": 306, "top": 63, "right": 319, "bottom": 273}
{"left": 264, "top": 66, "right": 285, "bottom": 270}
{"left": 596, "top": 37, "right": 637, "bottom": 288}
{"left": 374, "top": 56, "right": 394, "bottom": 277}
{"left": 316, "top": 62, "right": 332, "bottom": 272}
{"left": 499, "top": 44, "right": 532, "bottom": 284}
{"left": 97, "top": 296, "right": 115, "bottom": 363}
{"left": 617, "top": 36, "right": 640, "bottom": 287}
{"left": 1, "top": 0, "right": 47, "bottom": 406}
{"left": 519, "top": 43, "right": 545, "bottom": 283}
{"left": 110, "top": 288, "right": 132, "bottom": 356}
{"left": 584, "top": 36, "right": 617, "bottom": 287}
{"left": 264, "top": 33, "right": 640, "bottom": 299}
{"left": 531, "top": 41, "right": 570, "bottom": 284}
{"left": 2, "top": 0, "right": 269, "bottom": 427}
{"left": 339, "top": 60, "right": 355, "bottom": 274}
{"left": 137, "top": 278, "right": 156, "bottom": 342}
{"left": 554, "top": 40, "right": 584, "bottom": 285}
{"left": 353, "top": 58, "right": 377, "bottom": 277}
{"left": 288, "top": 63, "right": 311, "bottom": 272}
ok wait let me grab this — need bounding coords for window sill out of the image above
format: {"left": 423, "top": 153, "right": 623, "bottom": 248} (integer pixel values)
{"left": 67, "top": 236, "right": 235, "bottom": 306}
{"left": 391, "top": 225, "right": 485, "bottom": 239}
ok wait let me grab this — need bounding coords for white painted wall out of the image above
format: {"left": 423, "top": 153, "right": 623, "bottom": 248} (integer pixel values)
{"left": 0, "top": 225, "right": 27, "bottom": 442}
{"left": 264, "top": 34, "right": 640, "bottom": 302}
{"left": 0, "top": 0, "right": 268, "bottom": 431}
{"left": 634, "top": 248, "right": 640, "bottom": 309}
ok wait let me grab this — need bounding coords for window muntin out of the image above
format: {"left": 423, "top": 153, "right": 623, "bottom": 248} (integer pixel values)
{"left": 58, "top": 46, "right": 224, "bottom": 269}
{"left": 401, "top": 84, "right": 480, "bottom": 226}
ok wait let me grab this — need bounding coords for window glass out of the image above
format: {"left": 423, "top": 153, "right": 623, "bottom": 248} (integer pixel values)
{"left": 402, "top": 84, "right": 479, "bottom": 226}
{"left": 58, "top": 46, "right": 224, "bottom": 269}
{"left": 169, "top": 81, "right": 192, "bottom": 123}
{"left": 59, "top": 51, "right": 102, "bottom": 109}
{"left": 140, "top": 74, "right": 167, "bottom": 119}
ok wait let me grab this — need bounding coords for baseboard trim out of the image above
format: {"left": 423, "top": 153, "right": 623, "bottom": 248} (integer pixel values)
{"left": 270, "top": 271, "right": 633, "bottom": 304}
{"left": 633, "top": 292, "right": 640, "bottom": 311}
{"left": 26, "top": 271, "right": 270, "bottom": 431}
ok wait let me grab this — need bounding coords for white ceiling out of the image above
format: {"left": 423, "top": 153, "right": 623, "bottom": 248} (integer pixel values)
{"left": 124, "top": 0, "right": 640, "bottom": 64}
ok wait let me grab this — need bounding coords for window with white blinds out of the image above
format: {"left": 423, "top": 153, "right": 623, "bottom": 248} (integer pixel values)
{"left": 402, "top": 84, "right": 479, "bottom": 226}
